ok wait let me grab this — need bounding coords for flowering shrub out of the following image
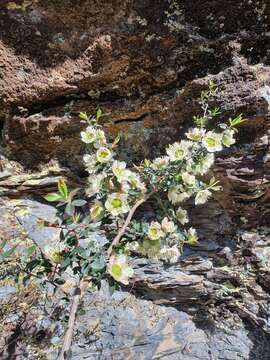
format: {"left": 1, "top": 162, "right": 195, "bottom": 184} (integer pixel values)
{"left": 35, "top": 82, "right": 244, "bottom": 288}
{"left": 2, "top": 83, "right": 243, "bottom": 293}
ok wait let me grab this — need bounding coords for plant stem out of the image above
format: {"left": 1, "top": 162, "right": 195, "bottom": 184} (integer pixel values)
{"left": 107, "top": 196, "right": 148, "bottom": 257}
{"left": 58, "top": 280, "right": 88, "bottom": 360}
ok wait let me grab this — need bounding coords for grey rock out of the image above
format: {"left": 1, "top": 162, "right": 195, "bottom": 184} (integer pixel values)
{"left": 130, "top": 258, "right": 214, "bottom": 305}
{"left": 67, "top": 290, "right": 265, "bottom": 360}
{"left": 0, "top": 286, "right": 16, "bottom": 303}
{"left": 13, "top": 199, "right": 60, "bottom": 252}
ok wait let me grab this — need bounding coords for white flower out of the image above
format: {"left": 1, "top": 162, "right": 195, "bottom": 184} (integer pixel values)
{"left": 161, "top": 217, "right": 177, "bottom": 233}
{"left": 44, "top": 243, "right": 65, "bottom": 263}
{"left": 83, "top": 154, "right": 97, "bottom": 174}
{"left": 127, "top": 172, "right": 146, "bottom": 192}
{"left": 95, "top": 129, "right": 106, "bottom": 144}
{"left": 86, "top": 173, "right": 104, "bottom": 196}
{"left": 187, "top": 153, "right": 215, "bottom": 175}
{"left": 108, "top": 254, "right": 134, "bottom": 285}
{"left": 120, "top": 181, "right": 131, "bottom": 193}
{"left": 185, "top": 128, "right": 205, "bottom": 141}
{"left": 90, "top": 201, "right": 105, "bottom": 222}
{"left": 125, "top": 241, "right": 140, "bottom": 252}
{"left": 151, "top": 156, "right": 170, "bottom": 170}
{"left": 176, "top": 207, "right": 189, "bottom": 225}
{"left": 203, "top": 153, "right": 215, "bottom": 167}
{"left": 186, "top": 227, "right": 199, "bottom": 246}
{"left": 182, "top": 172, "right": 196, "bottom": 187}
{"left": 160, "top": 245, "right": 180, "bottom": 263}
{"left": 168, "top": 185, "right": 190, "bottom": 204}
{"left": 195, "top": 189, "right": 212, "bottom": 205}
{"left": 81, "top": 126, "right": 97, "bottom": 143}
{"left": 166, "top": 141, "right": 189, "bottom": 161}
{"left": 112, "top": 161, "right": 128, "bottom": 182}
{"left": 222, "top": 129, "right": 235, "bottom": 147}
{"left": 148, "top": 221, "right": 164, "bottom": 240}
{"left": 96, "top": 147, "right": 112, "bottom": 163}
{"left": 202, "top": 131, "right": 223, "bottom": 152}
{"left": 83, "top": 154, "right": 93, "bottom": 163}
{"left": 141, "top": 238, "right": 161, "bottom": 258}
{"left": 105, "top": 193, "right": 130, "bottom": 216}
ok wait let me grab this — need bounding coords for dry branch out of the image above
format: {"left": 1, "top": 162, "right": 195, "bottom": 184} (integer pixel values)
{"left": 58, "top": 196, "right": 147, "bottom": 358}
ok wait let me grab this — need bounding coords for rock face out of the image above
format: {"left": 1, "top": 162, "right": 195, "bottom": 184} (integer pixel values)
{"left": 0, "top": 200, "right": 270, "bottom": 359}
{"left": 1, "top": 0, "right": 270, "bottom": 230}
{"left": 1, "top": 0, "right": 270, "bottom": 359}
{"left": 67, "top": 290, "right": 264, "bottom": 360}
{"left": 1, "top": 0, "right": 270, "bottom": 169}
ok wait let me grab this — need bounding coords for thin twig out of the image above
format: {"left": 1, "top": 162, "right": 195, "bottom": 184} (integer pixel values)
{"left": 58, "top": 280, "right": 88, "bottom": 360}
{"left": 107, "top": 197, "right": 147, "bottom": 257}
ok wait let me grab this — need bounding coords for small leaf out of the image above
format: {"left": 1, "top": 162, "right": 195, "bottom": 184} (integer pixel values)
{"left": 0, "top": 239, "right": 7, "bottom": 250}
{"left": 23, "top": 245, "right": 37, "bottom": 259}
{"left": 58, "top": 179, "right": 69, "bottom": 199}
{"left": 91, "top": 256, "right": 106, "bottom": 271}
{"left": 79, "top": 112, "right": 89, "bottom": 121}
{"left": 73, "top": 212, "right": 81, "bottom": 223}
{"left": 82, "top": 261, "right": 91, "bottom": 275}
{"left": 27, "top": 259, "right": 41, "bottom": 271}
{"left": 112, "top": 133, "right": 121, "bottom": 148}
{"left": 144, "top": 159, "right": 151, "bottom": 167}
{"left": 96, "top": 108, "right": 102, "bottom": 121}
{"left": 229, "top": 114, "right": 246, "bottom": 129}
{"left": 72, "top": 199, "right": 87, "bottom": 207}
{"left": 60, "top": 257, "right": 72, "bottom": 270}
{"left": 44, "top": 193, "right": 63, "bottom": 202}
{"left": 0, "top": 245, "right": 17, "bottom": 260}
{"left": 68, "top": 188, "right": 80, "bottom": 200}
{"left": 65, "top": 203, "right": 75, "bottom": 216}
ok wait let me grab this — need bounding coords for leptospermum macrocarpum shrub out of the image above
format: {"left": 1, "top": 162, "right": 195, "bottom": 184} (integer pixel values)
{"left": 17, "top": 82, "right": 245, "bottom": 289}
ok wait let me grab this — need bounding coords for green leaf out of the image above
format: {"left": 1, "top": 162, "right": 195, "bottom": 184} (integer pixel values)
{"left": 0, "top": 239, "right": 7, "bottom": 250}
{"left": 75, "top": 246, "right": 90, "bottom": 259}
{"left": 0, "top": 245, "right": 17, "bottom": 260}
{"left": 112, "top": 133, "right": 121, "bottom": 148}
{"left": 96, "top": 108, "right": 102, "bottom": 121}
{"left": 23, "top": 245, "right": 37, "bottom": 259}
{"left": 208, "top": 177, "right": 221, "bottom": 191}
{"left": 82, "top": 261, "right": 91, "bottom": 275}
{"left": 229, "top": 114, "right": 246, "bottom": 129}
{"left": 58, "top": 179, "right": 69, "bottom": 199}
{"left": 68, "top": 188, "right": 80, "bottom": 202}
{"left": 209, "top": 107, "right": 221, "bottom": 117}
{"left": 144, "top": 159, "right": 151, "bottom": 167}
{"left": 79, "top": 112, "right": 89, "bottom": 121}
{"left": 60, "top": 257, "right": 72, "bottom": 270}
{"left": 91, "top": 256, "right": 106, "bottom": 271}
{"left": 27, "top": 259, "right": 41, "bottom": 271}
{"left": 44, "top": 193, "right": 63, "bottom": 202}
{"left": 72, "top": 199, "right": 87, "bottom": 207}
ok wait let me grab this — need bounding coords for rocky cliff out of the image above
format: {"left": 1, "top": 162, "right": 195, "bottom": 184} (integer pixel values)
{"left": 1, "top": 1, "right": 270, "bottom": 359}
